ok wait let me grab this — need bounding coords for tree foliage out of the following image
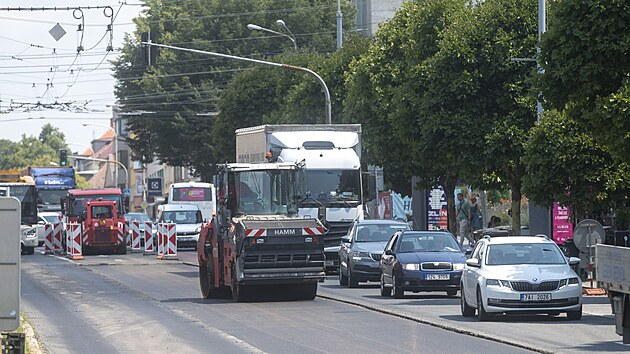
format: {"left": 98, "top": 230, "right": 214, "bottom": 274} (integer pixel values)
{"left": 540, "top": 0, "right": 630, "bottom": 162}
{"left": 112, "top": 0, "right": 355, "bottom": 178}
{"left": 0, "top": 124, "right": 67, "bottom": 170}
{"left": 523, "top": 110, "right": 629, "bottom": 216}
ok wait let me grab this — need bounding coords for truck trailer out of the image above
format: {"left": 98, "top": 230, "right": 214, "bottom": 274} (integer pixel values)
{"left": 235, "top": 124, "right": 363, "bottom": 247}
{"left": 596, "top": 244, "right": 630, "bottom": 343}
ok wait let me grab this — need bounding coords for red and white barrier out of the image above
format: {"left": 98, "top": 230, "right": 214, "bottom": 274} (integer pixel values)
{"left": 66, "top": 222, "right": 84, "bottom": 260}
{"left": 53, "top": 222, "right": 63, "bottom": 253}
{"left": 157, "top": 223, "right": 165, "bottom": 258}
{"left": 163, "top": 223, "right": 177, "bottom": 259}
{"left": 130, "top": 221, "right": 142, "bottom": 252}
{"left": 143, "top": 221, "right": 154, "bottom": 254}
{"left": 125, "top": 220, "right": 132, "bottom": 248}
{"left": 43, "top": 224, "right": 53, "bottom": 254}
{"left": 157, "top": 222, "right": 177, "bottom": 260}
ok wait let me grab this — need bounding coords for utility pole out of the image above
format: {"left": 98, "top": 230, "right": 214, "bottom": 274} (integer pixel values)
{"left": 336, "top": 0, "right": 343, "bottom": 49}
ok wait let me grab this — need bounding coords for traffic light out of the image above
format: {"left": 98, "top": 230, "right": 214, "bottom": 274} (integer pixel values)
{"left": 59, "top": 149, "right": 67, "bottom": 166}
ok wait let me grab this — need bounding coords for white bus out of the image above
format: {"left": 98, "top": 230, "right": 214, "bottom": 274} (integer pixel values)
{"left": 167, "top": 181, "right": 216, "bottom": 222}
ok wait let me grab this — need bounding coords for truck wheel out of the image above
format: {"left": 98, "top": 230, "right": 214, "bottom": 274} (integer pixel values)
{"left": 299, "top": 283, "right": 318, "bottom": 300}
{"left": 200, "top": 251, "right": 221, "bottom": 299}
{"left": 231, "top": 264, "right": 245, "bottom": 302}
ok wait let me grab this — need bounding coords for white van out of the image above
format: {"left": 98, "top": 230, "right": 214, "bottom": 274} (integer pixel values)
{"left": 156, "top": 204, "right": 203, "bottom": 249}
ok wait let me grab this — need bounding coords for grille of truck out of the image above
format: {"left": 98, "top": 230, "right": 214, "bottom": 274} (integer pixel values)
{"left": 323, "top": 221, "right": 353, "bottom": 246}
{"left": 243, "top": 251, "right": 324, "bottom": 268}
{"left": 94, "top": 229, "right": 111, "bottom": 244}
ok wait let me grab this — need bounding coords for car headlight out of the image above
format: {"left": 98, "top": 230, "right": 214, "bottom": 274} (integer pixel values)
{"left": 402, "top": 263, "right": 420, "bottom": 271}
{"left": 452, "top": 263, "right": 465, "bottom": 271}
{"left": 351, "top": 251, "right": 370, "bottom": 260}
{"left": 559, "top": 277, "right": 580, "bottom": 288}
{"left": 486, "top": 279, "right": 510, "bottom": 287}
{"left": 195, "top": 226, "right": 201, "bottom": 234}
{"left": 22, "top": 228, "right": 37, "bottom": 237}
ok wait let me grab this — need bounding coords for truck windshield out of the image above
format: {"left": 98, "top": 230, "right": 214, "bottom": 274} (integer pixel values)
{"left": 69, "top": 194, "right": 123, "bottom": 217}
{"left": 234, "top": 169, "right": 300, "bottom": 215}
{"left": 305, "top": 170, "right": 360, "bottom": 204}
{"left": 38, "top": 189, "right": 69, "bottom": 206}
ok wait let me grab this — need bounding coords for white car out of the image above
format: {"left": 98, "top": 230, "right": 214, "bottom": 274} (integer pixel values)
{"left": 36, "top": 212, "right": 64, "bottom": 246}
{"left": 21, "top": 225, "right": 38, "bottom": 255}
{"left": 461, "top": 235, "right": 582, "bottom": 321}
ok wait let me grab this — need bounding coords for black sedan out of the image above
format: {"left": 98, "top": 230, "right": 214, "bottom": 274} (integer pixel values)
{"left": 380, "top": 231, "right": 466, "bottom": 298}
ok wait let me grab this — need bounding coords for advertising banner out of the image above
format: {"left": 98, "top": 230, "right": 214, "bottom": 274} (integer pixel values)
{"left": 428, "top": 187, "right": 448, "bottom": 231}
{"left": 552, "top": 202, "right": 573, "bottom": 244}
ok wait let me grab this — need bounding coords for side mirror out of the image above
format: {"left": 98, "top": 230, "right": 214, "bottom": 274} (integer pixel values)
{"left": 466, "top": 258, "right": 480, "bottom": 267}
{"left": 340, "top": 235, "right": 351, "bottom": 244}
{"left": 568, "top": 257, "right": 580, "bottom": 266}
{"left": 37, "top": 220, "right": 45, "bottom": 225}
{"left": 464, "top": 248, "right": 473, "bottom": 257}
{"left": 80, "top": 210, "right": 88, "bottom": 221}
{"left": 385, "top": 249, "right": 395, "bottom": 256}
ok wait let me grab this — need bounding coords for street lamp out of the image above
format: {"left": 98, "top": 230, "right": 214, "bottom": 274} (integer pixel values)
{"left": 247, "top": 21, "right": 297, "bottom": 50}
{"left": 70, "top": 155, "right": 128, "bottom": 191}
{"left": 82, "top": 122, "right": 118, "bottom": 188}
{"left": 67, "top": 142, "right": 95, "bottom": 156}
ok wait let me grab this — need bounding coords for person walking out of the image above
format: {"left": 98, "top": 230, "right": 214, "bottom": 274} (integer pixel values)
{"left": 456, "top": 193, "right": 473, "bottom": 246}
{"left": 470, "top": 196, "right": 481, "bottom": 232}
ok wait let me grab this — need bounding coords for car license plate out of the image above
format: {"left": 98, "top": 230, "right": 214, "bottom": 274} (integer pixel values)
{"left": 425, "top": 274, "right": 450, "bottom": 280}
{"left": 520, "top": 293, "right": 552, "bottom": 302}
{"left": 324, "top": 260, "right": 334, "bottom": 266}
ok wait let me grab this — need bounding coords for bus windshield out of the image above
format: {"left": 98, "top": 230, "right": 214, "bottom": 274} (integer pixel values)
{"left": 0, "top": 184, "right": 38, "bottom": 224}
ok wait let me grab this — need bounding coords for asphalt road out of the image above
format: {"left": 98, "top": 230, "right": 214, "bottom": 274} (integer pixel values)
{"left": 317, "top": 277, "right": 626, "bottom": 354}
{"left": 21, "top": 250, "right": 533, "bottom": 354}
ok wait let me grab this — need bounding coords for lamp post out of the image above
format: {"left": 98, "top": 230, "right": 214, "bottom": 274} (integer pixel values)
{"left": 82, "top": 122, "right": 118, "bottom": 188}
{"left": 247, "top": 22, "right": 297, "bottom": 50}
{"left": 66, "top": 142, "right": 95, "bottom": 156}
{"left": 141, "top": 41, "right": 332, "bottom": 124}
{"left": 70, "top": 155, "right": 128, "bottom": 191}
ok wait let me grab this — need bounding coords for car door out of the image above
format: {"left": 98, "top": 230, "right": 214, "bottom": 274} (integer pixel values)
{"left": 464, "top": 242, "right": 484, "bottom": 302}
{"left": 339, "top": 224, "right": 356, "bottom": 275}
{"left": 381, "top": 233, "right": 399, "bottom": 285}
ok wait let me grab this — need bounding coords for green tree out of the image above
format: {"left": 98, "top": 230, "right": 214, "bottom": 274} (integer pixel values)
{"left": 523, "top": 110, "right": 629, "bottom": 217}
{"left": 345, "top": 0, "right": 467, "bottom": 222}
{"left": 539, "top": 0, "right": 630, "bottom": 162}
{"left": 113, "top": 0, "right": 355, "bottom": 178}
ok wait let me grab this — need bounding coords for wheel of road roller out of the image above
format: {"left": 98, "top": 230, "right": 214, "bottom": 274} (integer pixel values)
{"left": 200, "top": 247, "right": 222, "bottom": 299}
{"left": 231, "top": 263, "right": 246, "bottom": 302}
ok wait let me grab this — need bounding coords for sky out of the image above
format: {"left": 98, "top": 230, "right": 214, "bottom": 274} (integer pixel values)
{"left": 0, "top": 1, "right": 144, "bottom": 153}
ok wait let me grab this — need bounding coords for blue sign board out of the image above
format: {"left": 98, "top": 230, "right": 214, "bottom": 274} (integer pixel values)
{"left": 147, "top": 178, "right": 163, "bottom": 197}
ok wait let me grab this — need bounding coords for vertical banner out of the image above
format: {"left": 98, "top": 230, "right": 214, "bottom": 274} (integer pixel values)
{"left": 427, "top": 187, "right": 448, "bottom": 231}
{"left": 377, "top": 191, "right": 392, "bottom": 219}
{"left": 552, "top": 202, "right": 573, "bottom": 244}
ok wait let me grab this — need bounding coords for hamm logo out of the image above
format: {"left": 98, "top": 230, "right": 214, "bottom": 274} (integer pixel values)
{"left": 268, "top": 228, "right": 300, "bottom": 236}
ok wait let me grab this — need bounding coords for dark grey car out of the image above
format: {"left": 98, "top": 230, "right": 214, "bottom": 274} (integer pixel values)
{"left": 338, "top": 219, "right": 411, "bottom": 288}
